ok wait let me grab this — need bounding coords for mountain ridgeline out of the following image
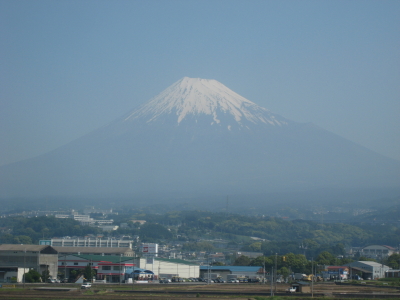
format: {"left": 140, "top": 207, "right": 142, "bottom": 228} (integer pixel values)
{"left": 1, "top": 77, "right": 399, "bottom": 200}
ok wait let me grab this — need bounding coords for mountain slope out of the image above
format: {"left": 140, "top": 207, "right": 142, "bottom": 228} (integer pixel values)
{"left": 0, "top": 77, "right": 399, "bottom": 198}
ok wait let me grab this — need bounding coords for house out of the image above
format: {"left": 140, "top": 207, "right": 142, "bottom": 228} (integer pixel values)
{"left": 386, "top": 269, "right": 400, "bottom": 278}
{"left": 0, "top": 244, "right": 58, "bottom": 281}
{"left": 235, "top": 251, "right": 263, "bottom": 259}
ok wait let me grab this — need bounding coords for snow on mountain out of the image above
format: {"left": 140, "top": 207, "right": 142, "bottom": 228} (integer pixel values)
{"left": 124, "top": 77, "right": 288, "bottom": 128}
{"left": 0, "top": 76, "right": 399, "bottom": 199}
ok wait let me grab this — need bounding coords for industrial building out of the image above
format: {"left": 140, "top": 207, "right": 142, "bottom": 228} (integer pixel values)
{"left": 345, "top": 261, "right": 390, "bottom": 280}
{"left": 0, "top": 244, "right": 58, "bottom": 282}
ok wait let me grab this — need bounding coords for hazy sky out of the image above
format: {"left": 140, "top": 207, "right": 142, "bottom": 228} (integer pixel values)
{"left": 1, "top": 0, "right": 399, "bottom": 166}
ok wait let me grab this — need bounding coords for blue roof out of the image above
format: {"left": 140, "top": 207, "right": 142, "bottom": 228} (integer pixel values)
{"left": 200, "top": 266, "right": 263, "bottom": 272}
{"left": 132, "top": 268, "right": 154, "bottom": 274}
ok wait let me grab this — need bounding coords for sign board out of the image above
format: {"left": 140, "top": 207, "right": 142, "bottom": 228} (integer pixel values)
{"left": 142, "top": 243, "right": 158, "bottom": 254}
{"left": 146, "top": 257, "right": 154, "bottom": 264}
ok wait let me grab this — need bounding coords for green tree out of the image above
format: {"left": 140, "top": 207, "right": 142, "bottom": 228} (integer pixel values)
{"left": 42, "top": 269, "right": 50, "bottom": 282}
{"left": 233, "top": 255, "right": 251, "bottom": 266}
{"left": 358, "top": 256, "right": 377, "bottom": 262}
{"left": 211, "top": 262, "right": 225, "bottom": 266}
{"left": 16, "top": 235, "right": 33, "bottom": 244}
{"left": 182, "top": 241, "right": 215, "bottom": 252}
{"left": 316, "top": 251, "right": 337, "bottom": 265}
{"left": 278, "top": 266, "right": 290, "bottom": 278}
{"left": 250, "top": 256, "right": 273, "bottom": 268}
{"left": 29, "top": 269, "right": 42, "bottom": 282}
{"left": 140, "top": 223, "right": 172, "bottom": 241}
{"left": 83, "top": 264, "right": 95, "bottom": 282}
{"left": 386, "top": 253, "right": 400, "bottom": 269}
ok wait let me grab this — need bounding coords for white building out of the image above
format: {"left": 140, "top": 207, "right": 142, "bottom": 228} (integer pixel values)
{"left": 40, "top": 237, "right": 133, "bottom": 249}
{"left": 0, "top": 267, "right": 29, "bottom": 283}
{"left": 137, "top": 257, "right": 199, "bottom": 279}
{"left": 359, "top": 245, "right": 397, "bottom": 259}
{"left": 346, "top": 261, "right": 390, "bottom": 280}
{"left": 58, "top": 254, "right": 199, "bottom": 283}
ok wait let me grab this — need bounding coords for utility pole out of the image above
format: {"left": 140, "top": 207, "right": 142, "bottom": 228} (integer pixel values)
{"left": 311, "top": 258, "right": 314, "bottom": 298}
{"left": 263, "top": 259, "right": 266, "bottom": 284}
{"left": 270, "top": 267, "right": 273, "bottom": 297}
{"left": 274, "top": 253, "right": 277, "bottom": 293}
{"left": 64, "top": 254, "right": 67, "bottom": 283}
{"left": 119, "top": 254, "right": 122, "bottom": 286}
{"left": 23, "top": 248, "right": 26, "bottom": 288}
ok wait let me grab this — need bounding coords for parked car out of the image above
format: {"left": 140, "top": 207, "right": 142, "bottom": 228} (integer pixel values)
{"left": 47, "top": 279, "right": 56, "bottom": 283}
{"left": 159, "top": 279, "right": 169, "bottom": 284}
{"left": 81, "top": 282, "right": 92, "bottom": 289}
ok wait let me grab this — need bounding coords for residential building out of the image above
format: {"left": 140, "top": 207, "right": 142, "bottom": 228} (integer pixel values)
{"left": 386, "top": 269, "right": 400, "bottom": 278}
{"left": 235, "top": 251, "right": 263, "bottom": 259}
{"left": 359, "top": 245, "right": 397, "bottom": 259}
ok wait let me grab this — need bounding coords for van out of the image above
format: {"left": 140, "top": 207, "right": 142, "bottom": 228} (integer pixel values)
{"left": 81, "top": 282, "right": 92, "bottom": 289}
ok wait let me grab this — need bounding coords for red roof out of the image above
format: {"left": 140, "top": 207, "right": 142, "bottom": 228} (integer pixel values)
{"left": 327, "top": 266, "right": 348, "bottom": 270}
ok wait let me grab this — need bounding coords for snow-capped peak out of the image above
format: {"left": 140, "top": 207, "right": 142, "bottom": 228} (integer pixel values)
{"left": 124, "top": 77, "right": 287, "bottom": 127}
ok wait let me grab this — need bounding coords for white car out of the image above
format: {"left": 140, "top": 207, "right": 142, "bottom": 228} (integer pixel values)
{"left": 81, "top": 282, "right": 92, "bottom": 289}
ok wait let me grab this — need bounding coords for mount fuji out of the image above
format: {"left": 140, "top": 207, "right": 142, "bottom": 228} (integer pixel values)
{"left": 1, "top": 77, "right": 399, "bottom": 199}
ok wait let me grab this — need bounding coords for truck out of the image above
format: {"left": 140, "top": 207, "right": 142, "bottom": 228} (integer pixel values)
{"left": 303, "top": 274, "right": 314, "bottom": 281}
{"left": 286, "top": 287, "right": 296, "bottom": 293}
{"left": 294, "top": 273, "right": 307, "bottom": 280}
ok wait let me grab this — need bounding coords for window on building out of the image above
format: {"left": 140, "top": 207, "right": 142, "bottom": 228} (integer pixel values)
{"left": 102, "top": 266, "right": 111, "bottom": 270}
{"left": 74, "top": 262, "right": 78, "bottom": 265}
{"left": 113, "top": 266, "right": 120, "bottom": 270}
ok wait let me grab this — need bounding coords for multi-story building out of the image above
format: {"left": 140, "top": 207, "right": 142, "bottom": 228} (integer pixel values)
{"left": 359, "top": 245, "right": 397, "bottom": 259}
{"left": 40, "top": 237, "right": 133, "bottom": 249}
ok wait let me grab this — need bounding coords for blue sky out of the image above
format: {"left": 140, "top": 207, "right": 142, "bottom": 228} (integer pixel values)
{"left": 1, "top": 0, "right": 399, "bottom": 166}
